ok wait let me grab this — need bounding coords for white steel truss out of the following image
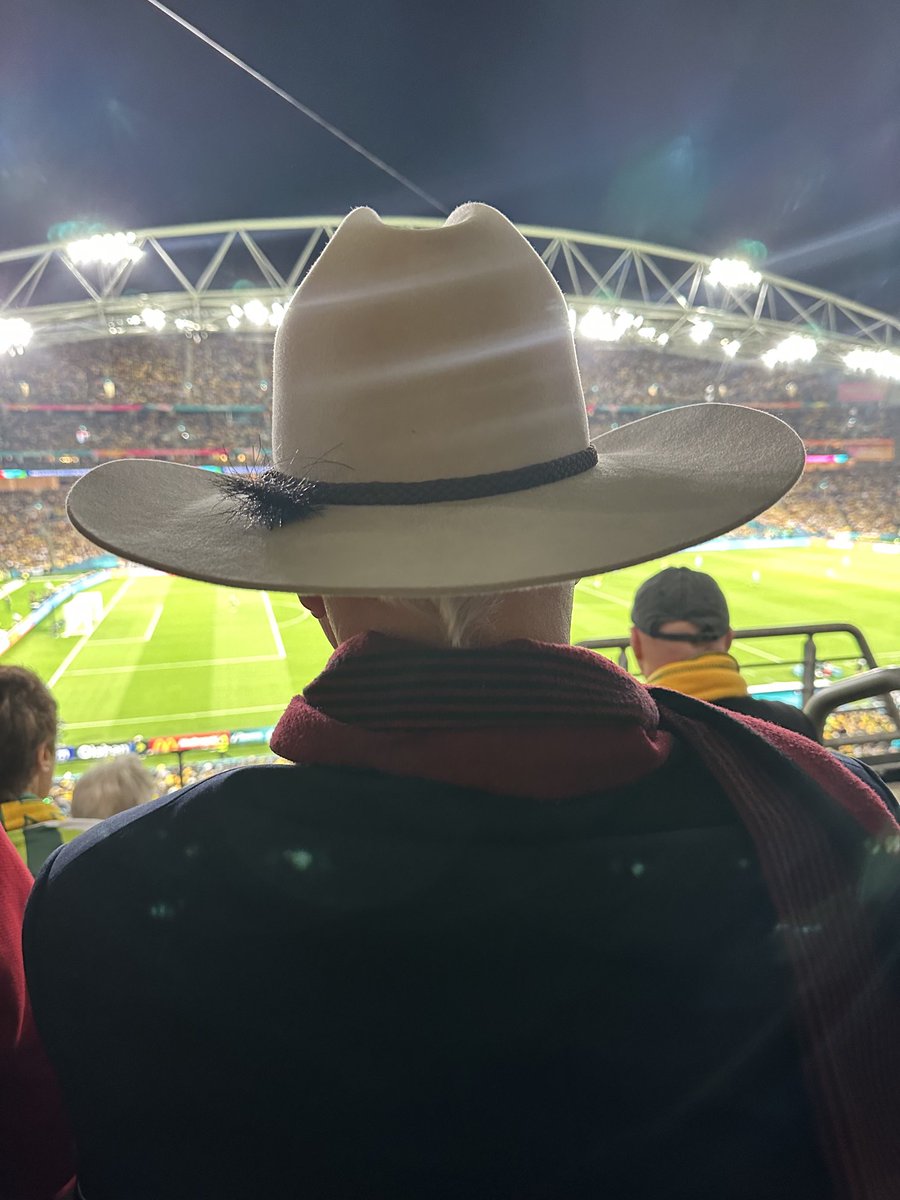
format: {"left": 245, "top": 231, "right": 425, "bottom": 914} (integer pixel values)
{"left": 1, "top": 217, "right": 899, "bottom": 370}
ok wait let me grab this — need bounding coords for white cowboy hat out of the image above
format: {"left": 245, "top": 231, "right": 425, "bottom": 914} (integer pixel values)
{"left": 67, "top": 204, "right": 803, "bottom": 596}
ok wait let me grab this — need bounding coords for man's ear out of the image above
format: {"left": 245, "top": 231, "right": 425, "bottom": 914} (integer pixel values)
{"left": 36, "top": 739, "right": 54, "bottom": 774}
{"left": 629, "top": 626, "right": 643, "bottom": 667}
{"left": 298, "top": 596, "right": 327, "bottom": 619}
{"left": 724, "top": 628, "right": 734, "bottom": 651}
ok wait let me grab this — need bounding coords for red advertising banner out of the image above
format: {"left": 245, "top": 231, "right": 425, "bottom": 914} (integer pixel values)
{"left": 805, "top": 438, "right": 894, "bottom": 462}
{"left": 837, "top": 380, "right": 888, "bottom": 404}
{"left": 147, "top": 730, "right": 231, "bottom": 754}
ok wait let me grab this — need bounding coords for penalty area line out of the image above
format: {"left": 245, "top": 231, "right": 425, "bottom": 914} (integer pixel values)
{"left": 63, "top": 702, "right": 285, "bottom": 731}
{"left": 143, "top": 604, "right": 164, "bottom": 642}
{"left": 261, "top": 592, "right": 287, "bottom": 659}
{"left": 48, "top": 577, "right": 135, "bottom": 689}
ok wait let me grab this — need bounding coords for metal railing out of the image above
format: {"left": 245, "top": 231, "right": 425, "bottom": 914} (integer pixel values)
{"left": 577, "top": 622, "right": 900, "bottom": 768}
{"left": 803, "top": 668, "right": 900, "bottom": 776}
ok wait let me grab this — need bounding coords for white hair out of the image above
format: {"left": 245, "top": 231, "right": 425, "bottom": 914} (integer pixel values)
{"left": 71, "top": 753, "right": 157, "bottom": 821}
{"left": 386, "top": 595, "right": 500, "bottom": 648}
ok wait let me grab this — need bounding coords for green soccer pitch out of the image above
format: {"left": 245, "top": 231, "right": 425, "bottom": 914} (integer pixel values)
{"left": 4, "top": 543, "right": 899, "bottom": 756}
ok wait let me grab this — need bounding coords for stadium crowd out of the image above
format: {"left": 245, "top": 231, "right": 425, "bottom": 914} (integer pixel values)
{"left": 0, "top": 407, "right": 268, "bottom": 455}
{"left": 0, "top": 335, "right": 272, "bottom": 408}
{"left": 3, "top": 331, "right": 898, "bottom": 423}
{"left": 0, "top": 334, "right": 896, "bottom": 568}
{"left": 0, "top": 491, "right": 99, "bottom": 572}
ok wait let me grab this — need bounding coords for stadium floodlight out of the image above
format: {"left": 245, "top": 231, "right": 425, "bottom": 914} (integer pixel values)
{"left": 761, "top": 334, "right": 817, "bottom": 369}
{"left": 688, "top": 319, "right": 714, "bottom": 345}
{"left": 0, "top": 317, "right": 34, "bottom": 355}
{"left": 269, "top": 301, "right": 286, "bottom": 327}
{"left": 578, "top": 306, "right": 638, "bottom": 342}
{"left": 226, "top": 314, "right": 241, "bottom": 330}
{"left": 656, "top": 332, "right": 670, "bottom": 346}
{"left": 67, "top": 231, "right": 143, "bottom": 267}
{"left": 242, "top": 299, "right": 270, "bottom": 327}
{"left": 842, "top": 347, "right": 900, "bottom": 381}
{"left": 567, "top": 307, "right": 577, "bottom": 332}
{"left": 174, "top": 318, "right": 201, "bottom": 333}
{"left": 140, "top": 307, "right": 166, "bottom": 332}
{"left": 637, "top": 325, "right": 657, "bottom": 340}
{"left": 720, "top": 338, "right": 741, "bottom": 358}
{"left": 705, "top": 258, "right": 762, "bottom": 290}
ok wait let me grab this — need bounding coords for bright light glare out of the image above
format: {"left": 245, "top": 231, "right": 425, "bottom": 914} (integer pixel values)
{"left": 67, "top": 231, "right": 143, "bottom": 267}
{"left": 226, "top": 299, "right": 287, "bottom": 330}
{"left": 761, "top": 334, "right": 817, "bottom": 369}
{"left": 706, "top": 258, "right": 762, "bottom": 290}
{"left": 567, "top": 306, "right": 577, "bottom": 332}
{"left": 637, "top": 325, "right": 657, "bottom": 340}
{"left": 656, "top": 332, "right": 670, "bottom": 346}
{"left": 0, "top": 317, "right": 33, "bottom": 355}
{"left": 242, "top": 299, "right": 269, "bottom": 327}
{"left": 689, "top": 319, "right": 714, "bottom": 344}
{"left": 720, "top": 338, "right": 741, "bottom": 358}
{"left": 140, "top": 307, "right": 166, "bottom": 331}
{"left": 842, "top": 347, "right": 900, "bottom": 381}
{"left": 579, "top": 307, "right": 638, "bottom": 342}
{"left": 174, "top": 318, "right": 201, "bottom": 333}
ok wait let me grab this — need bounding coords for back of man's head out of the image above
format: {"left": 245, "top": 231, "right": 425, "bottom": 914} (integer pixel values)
{"left": 629, "top": 567, "right": 732, "bottom": 676}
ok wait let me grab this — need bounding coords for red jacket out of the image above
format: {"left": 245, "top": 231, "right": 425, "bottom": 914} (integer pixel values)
{"left": 0, "top": 826, "right": 75, "bottom": 1199}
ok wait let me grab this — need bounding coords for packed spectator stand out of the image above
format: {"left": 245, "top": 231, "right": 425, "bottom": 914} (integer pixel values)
{"left": 0, "top": 334, "right": 897, "bottom": 578}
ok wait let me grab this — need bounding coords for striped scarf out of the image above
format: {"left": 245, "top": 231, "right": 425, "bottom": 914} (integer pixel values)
{"left": 272, "top": 632, "right": 900, "bottom": 1199}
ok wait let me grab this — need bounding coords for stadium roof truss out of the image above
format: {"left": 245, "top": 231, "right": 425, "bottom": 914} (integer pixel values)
{"left": 1, "top": 217, "right": 899, "bottom": 375}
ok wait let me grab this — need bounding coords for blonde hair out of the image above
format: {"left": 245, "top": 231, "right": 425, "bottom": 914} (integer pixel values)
{"left": 71, "top": 754, "right": 156, "bottom": 820}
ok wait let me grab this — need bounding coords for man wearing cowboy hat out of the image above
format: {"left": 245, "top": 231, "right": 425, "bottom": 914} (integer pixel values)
{"left": 24, "top": 205, "right": 900, "bottom": 1199}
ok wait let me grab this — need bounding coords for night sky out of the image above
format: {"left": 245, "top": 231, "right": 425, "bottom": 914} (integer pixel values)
{"left": 3, "top": 0, "right": 900, "bottom": 309}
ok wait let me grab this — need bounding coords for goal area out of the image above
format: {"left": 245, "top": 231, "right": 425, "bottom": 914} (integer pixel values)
{"left": 61, "top": 591, "right": 104, "bottom": 638}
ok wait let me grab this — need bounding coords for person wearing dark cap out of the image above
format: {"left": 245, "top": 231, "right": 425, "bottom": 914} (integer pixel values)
{"left": 630, "top": 566, "right": 819, "bottom": 739}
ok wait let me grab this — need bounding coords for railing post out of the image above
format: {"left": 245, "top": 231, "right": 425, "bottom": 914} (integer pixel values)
{"left": 802, "top": 635, "right": 817, "bottom": 706}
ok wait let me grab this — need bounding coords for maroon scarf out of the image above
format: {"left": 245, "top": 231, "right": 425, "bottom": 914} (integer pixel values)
{"left": 273, "top": 633, "right": 900, "bottom": 1199}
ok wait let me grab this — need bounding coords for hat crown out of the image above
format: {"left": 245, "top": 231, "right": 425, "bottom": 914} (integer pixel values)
{"left": 272, "top": 204, "right": 589, "bottom": 483}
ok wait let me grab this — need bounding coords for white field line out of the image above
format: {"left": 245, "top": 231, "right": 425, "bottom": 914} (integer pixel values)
{"left": 48, "top": 578, "right": 135, "bottom": 688}
{"left": 575, "top": 583, "right": 631, "bottom": 608}
{"left": 261, "top": 592, "right": 287, "bottom": 659}
{"left": 143, "top": 604, "right": 164, "bottom": 642}
{"left": 732, "top": 640, "right": 784, "bottom": 663}
{"left": 67, "top": 653, "right": 282, "bottom": 678}
{"left": 64, "top": 702, "right": 285, "bottom": 731}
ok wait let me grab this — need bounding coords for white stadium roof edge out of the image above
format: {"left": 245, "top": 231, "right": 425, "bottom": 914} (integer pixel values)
{"left": 1, "top": 217, "right": 899, "bottom": 382}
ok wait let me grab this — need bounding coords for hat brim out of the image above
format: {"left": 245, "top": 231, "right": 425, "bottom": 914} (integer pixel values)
{"left": 66, "top": 405, "right": 803, "bottom": 596}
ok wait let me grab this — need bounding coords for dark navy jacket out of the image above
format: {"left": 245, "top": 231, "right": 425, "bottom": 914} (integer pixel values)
{"left": 25, "top": 749, "right": 854, "bottom": 1199}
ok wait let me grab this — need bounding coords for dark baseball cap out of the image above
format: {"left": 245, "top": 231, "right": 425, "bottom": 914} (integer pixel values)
{"left": 630, "top": 567, "right": 730, "bottom": 642}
